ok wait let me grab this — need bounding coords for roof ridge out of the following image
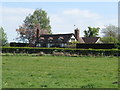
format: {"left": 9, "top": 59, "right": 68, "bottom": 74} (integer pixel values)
{"left": 41, "top": 33, "right": 74, "bottom": 36}
{"left": 81, "top": 37, "right": 100, "bottom": 38}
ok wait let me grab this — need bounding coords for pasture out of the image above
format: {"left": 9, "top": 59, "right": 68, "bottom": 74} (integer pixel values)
{"left": 2, "top": 55, "right": 118, "bottom": 88}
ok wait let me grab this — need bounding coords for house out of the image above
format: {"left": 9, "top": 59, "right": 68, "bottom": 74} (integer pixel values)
{"left": 35, "top": 28, "right": 101, "bottom": 48}
{"left": 36, "top": 33, "right": 76, "bottom": 47}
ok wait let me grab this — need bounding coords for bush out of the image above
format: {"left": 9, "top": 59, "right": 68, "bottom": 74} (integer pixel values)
{"left": 37, "top": 52, "right": 45, "bottom": 56}
{"left": 76, "top": 43, "right": 119, "bottom": 49}
{"left": 64, "top": 52, "right": 71, "bottom": 56}
{"left": 52, "top": 52, "right": 64, "bottom": 56}
{"left": 114, "top": 43, "right": 120, "bottom": 49}
{"left": 1, "top": 47, "right": 120, "bottom": 56}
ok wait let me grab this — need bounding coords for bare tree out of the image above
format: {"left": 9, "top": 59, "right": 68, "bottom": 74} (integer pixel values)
{"left": 16, "top": 24, "right": 48, "bottom": 46}
{"left": 101, "top": 24, "right": 119, "bottom": 43}
{"left": 102, "top": 24, "right": 118, "bottom": 38}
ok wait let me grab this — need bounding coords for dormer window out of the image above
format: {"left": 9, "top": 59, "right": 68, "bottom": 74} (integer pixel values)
{"left": 48, "top": 37, "right": 53, "bottom": 42}
{"left": 40, "top": 37, "right": 44, "bottom": 42}
{"left": 40, "top": 37, "right": 44, "bottom": 40}
{"left": 58, "top": 37, "right": 64, "bottom": 42}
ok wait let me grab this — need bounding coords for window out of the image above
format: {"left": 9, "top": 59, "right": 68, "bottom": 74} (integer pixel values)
{"left": 71, "top": 38, "right": 75, "bottom": 42}
{"left": 40, "top": 37, "right": 44, "bottom": 42}
{"left": 36, "top": 43, "right": 41, "bottom": 47}
{"left": 47, "top": 43, "right": 53, "bottom": 48}
{"left": 58, "top": 37, "right": 64, "bottom": 42}
{"left": 48, "top": 37, "right": 53, "bottom": 42}
{"left": 61, "top": 43, "right": 65, "bottom": 47}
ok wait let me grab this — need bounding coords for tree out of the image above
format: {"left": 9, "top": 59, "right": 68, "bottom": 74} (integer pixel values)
{"left": 84, "top": 27, "right": 100, "bottom": 37}
{"left": 102, "top": 24, "right": 118, "bottom": 38}
{"left": 16, "top": 9, "right": 51, "bottom": 44}
{"left": 0, "top": 27, "right": 7, "bottom": 46}
{"left": 101, "top": 36, "right": 119, "bottom": 43}
{"left": 101, "top": 24, "right": 119, "bottom": 43}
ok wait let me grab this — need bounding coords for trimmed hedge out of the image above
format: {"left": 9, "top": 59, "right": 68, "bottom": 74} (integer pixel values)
{"left": 10, "top": 42, "right": 29, "bottom": 47}
{"left": 76, "top": 43, "right": 120, "bottom": 49}
{"left": 1, "top": 47, "right": 120, "bottom": 56}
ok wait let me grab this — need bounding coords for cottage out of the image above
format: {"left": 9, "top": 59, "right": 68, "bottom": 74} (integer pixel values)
{"left": 35, "top": 28, "right": 101, "bottom": 48}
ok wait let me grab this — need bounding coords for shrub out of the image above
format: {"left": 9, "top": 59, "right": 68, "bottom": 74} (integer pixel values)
{"left": 64, "top": 52, "right": 71, "bottom": 56}
{"left": 37, "top": 52, "right": 45, "bottom": 56}
{"left": 1, "top": 47, "right": 120, "bottom": 56}
{"left": 76, "top": 43, "right": 119, "bottom": 49}
{"left": 70, "top": 53, "right": 79, "bottom": 57}
{"left": 52, "top": 52, "right": 64, "bottom": 56}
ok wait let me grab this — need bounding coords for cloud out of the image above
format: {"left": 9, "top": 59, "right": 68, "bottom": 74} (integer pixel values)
{"left": 49, "top": 9, "right": 101, "bottom": 35}
{"left": 63, "top": 9, "right": 101, "bottom": 19}
{"left": 2, "top": 7, "right": 34, "bottom": 16}
{"left": 1, "top": 7, "right": 34, "bottom": 42}
{"left": 49, "top": 9, "right": 117, "bottom": 37}
{"left": 1, "top": 7, "right": 117, "bottom": 42}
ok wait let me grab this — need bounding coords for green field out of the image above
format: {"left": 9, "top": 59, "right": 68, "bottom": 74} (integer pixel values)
{"left": 2, "top": 55, "right": 118, "bottom": 88}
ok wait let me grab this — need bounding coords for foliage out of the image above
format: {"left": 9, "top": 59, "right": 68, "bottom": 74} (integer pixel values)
{"left": 66, "top": 41, "right": 80, "bottom": 48}
{"left": 0, "top": 27, "right": 7, "bottom": 46}
{"left": 2, "top": 47, "right": 120, "bottom": 56}
{"left": 70, "top": 41, "right": 80, "bottom": 44}
{"left": 114, "top": 43, "right": 120, "bottom": 49}
{"left": 2, "top": 55, "right": 118, "bottom": 88}
{"left": 16, "top": 9, "right": 51, "bottom": 44}
{"left": 102, "top": 25, "right": 120, "bottom": 43}
{"left": 102, "top": 24, "right": 118, "bottom": 38}
{"left": 76, "top": 43, "right": 118, "bottom": 49}
{"left": 84, "top": 27, "right": 100, "bottom": 37}
{"left": 101, "top": 36, "right": 119, "bottom": 43}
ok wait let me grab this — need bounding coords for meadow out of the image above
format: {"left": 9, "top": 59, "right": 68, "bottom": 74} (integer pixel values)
{"left": 2, "top": 55, "right": 118, "bottom": 88}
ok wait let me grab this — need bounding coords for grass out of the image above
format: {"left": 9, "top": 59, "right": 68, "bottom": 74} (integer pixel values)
{"left": 2, "top": 55, "right": 118, "bottom": 88}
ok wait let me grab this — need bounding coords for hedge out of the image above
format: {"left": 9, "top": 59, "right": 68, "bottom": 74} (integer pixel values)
{"left": 76, "top": 43, "right": 120, "bottom": 49}
{"left": 1, "top": 47, "right": 120, "bottom": 56}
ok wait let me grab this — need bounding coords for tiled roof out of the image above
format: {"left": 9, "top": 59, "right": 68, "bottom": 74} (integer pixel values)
{"left": 39, "top": 33, "right": 75, "bottom": 43}
{"left": 78, "top": 37, "right": 85, "bottom": 43}
{"left": 38, "top": 33, "right": 100, "bottom": 44}
{"left": 82, "top": 37, "right": 100, "bottom": 43}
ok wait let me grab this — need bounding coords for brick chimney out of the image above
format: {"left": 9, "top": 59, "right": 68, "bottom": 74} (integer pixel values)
{"left": 74, "top": 28, "right": 80, "bottom": 41}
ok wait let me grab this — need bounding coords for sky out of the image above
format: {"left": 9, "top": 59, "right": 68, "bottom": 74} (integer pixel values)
{"left": 0, "top": 1, "right": 118, "bottom": 42}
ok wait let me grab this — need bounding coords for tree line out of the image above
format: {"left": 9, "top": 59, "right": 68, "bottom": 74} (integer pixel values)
{"left": 0, "top": 9, "right": 119, "bottom": 46}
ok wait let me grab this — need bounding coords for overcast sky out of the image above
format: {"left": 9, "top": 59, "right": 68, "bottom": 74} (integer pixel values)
{"left": 0, "top": 1, "right": 118, "bottom": 42}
